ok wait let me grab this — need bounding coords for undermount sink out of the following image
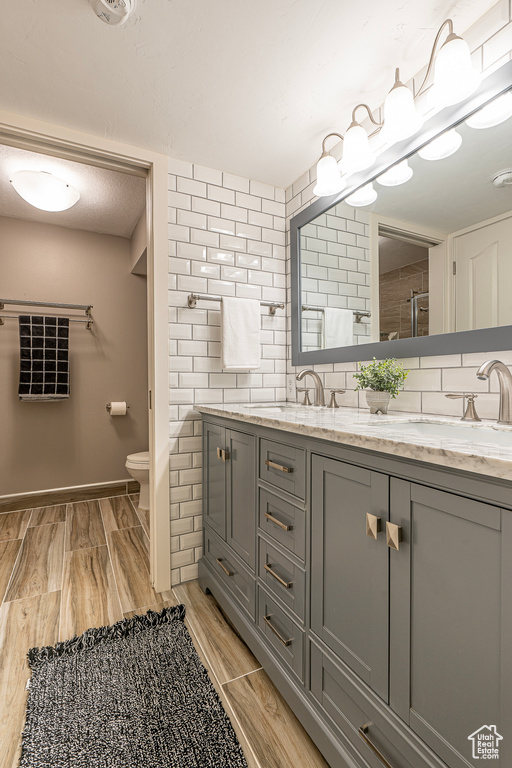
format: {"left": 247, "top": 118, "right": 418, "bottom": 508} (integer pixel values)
{"left": 375, "top": 420, "right": 512, "bottom": 447}
{"left": 245, "top": 403, "right": 307, "bottom": 412}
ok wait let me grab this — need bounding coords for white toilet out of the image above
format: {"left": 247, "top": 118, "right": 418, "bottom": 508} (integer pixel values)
{"left": 125, "top": 451, "right": 150, "bottom": 510}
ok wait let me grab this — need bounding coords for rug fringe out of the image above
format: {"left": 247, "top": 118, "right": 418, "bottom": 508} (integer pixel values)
{"left": 27, "top": 603, "right": 186, "bottom": 666}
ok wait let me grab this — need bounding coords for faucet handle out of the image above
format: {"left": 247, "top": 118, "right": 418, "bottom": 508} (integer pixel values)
{"left": 297, "top": 388, "right": 312, "bottom": 406}
{"left": 327, "top": 389, "right": 346, "bottom": 409}
{"left": 445, "top": 393, "right": 481, "bottom": 422}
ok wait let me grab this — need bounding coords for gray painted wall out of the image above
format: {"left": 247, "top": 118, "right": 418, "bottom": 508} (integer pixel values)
{"left": 0, "top": 216, "right": 148, "bottom": 495}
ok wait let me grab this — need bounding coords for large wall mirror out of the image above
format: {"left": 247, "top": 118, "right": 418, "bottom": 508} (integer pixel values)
{"left": 291, "top": 60, "right": 512, "bottom": 365}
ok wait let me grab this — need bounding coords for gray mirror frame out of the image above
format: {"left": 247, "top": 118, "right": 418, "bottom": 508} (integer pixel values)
{"left": 291, "top": 60, "right": 512, "bottom": 366}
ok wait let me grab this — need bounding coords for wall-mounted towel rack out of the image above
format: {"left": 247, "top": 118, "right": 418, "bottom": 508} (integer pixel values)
{"left": 301, "top": 304, "right": 371, "bottom": 323}
{"left": 188, "top": 293, "right": 284, "bottom": 316}
{"left": 0, "top": 299, "right": 93, "bottom": 330}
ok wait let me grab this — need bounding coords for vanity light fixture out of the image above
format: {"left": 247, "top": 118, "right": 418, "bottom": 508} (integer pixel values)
{"left": 418, "top": 128, "right": 462, "bottom": 161}
{"left": 376, "top": 159, "right": 413, "bottom": 187}
{"left": 466, "top": 92, "right": 512, "bottom": 129}
{"left": 314, "top": 18, "right": 480, "bottom": 197}
{"left": 427, "top": 20, "right": 480, "bottom": 109}
{"left": 340, "top": 104, "right": 381, "bottom": 175}
{"left": 313, "top": 133, "right": 346, "bottom": 197}
{"left": 10, "top": 170, "right": 80, "bottom": 212}
{"left": 381, "top": 69, "right": 423, "bottom": 143}
{"left": 345, "top": 182, "right": 377, "bottom": 207}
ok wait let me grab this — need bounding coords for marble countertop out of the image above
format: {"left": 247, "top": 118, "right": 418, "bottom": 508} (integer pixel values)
{"left": 195, "top": 402, "right": 512, "bottom": 482}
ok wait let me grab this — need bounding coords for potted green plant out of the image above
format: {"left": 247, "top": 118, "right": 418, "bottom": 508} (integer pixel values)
{"left": 353, "top": 358, "right": 409, "bottom": 414}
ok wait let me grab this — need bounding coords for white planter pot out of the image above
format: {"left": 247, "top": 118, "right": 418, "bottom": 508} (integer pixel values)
{"left": 366, "top": 390, "right": 391, "bottom": 415}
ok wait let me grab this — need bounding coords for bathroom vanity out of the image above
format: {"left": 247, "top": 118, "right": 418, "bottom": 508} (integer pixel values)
{"left": 198, "top": 404, "right": 512, "bottom": 768}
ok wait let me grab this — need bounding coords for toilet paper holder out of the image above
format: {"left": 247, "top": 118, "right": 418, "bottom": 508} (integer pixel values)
{"left": 106, "top": 402, "right": 130, "bottom": 413}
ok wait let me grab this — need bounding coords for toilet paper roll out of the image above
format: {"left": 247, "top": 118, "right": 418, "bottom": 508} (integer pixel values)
{"left": 109, "top": 401, "right": 127, "bottom": 416}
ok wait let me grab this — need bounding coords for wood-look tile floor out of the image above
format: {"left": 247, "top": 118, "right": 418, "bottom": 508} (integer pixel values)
{"left": 0, "top": 496, "right": 328, "bottom": 768}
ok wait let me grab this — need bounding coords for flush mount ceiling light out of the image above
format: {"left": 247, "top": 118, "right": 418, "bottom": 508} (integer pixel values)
{"left": 345, "top": 183, "right": 377, "bottom": 208}
{"left": 418, "top": 128, "right": 462, "bottom": 161}
{"left": 313, "top": 133, "right": 346, "bottom": 197}
{"left": 376, "top": 160, "right": 413, "bottom": 187}
{"left": 10, "top": 171, "right": 80, "bottom": 212}
{"left": 88, "top": 0, "right": 135, "bottom": 26}
{"left": 466, "top": 92, "right": 512, "bottom": 129}
{"left": 314, "top": 19, "right": 480, "bottom": 197}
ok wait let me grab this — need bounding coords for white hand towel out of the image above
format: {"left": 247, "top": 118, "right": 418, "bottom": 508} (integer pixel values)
{"left": 221, "top": 297, "right": 261, "bottom": 371}
{"left": 322, "top": 307, "right": 353, "bottom": 349}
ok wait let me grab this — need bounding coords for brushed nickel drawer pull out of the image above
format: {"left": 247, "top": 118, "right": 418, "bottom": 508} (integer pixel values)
{"left": 366, "top": 513, "right": 381, "bottom": 540}
{"left": 265, "top": 459, "right": 294, "bottom": 474}
{"left": 264, "top": 563, "right": 293, "bottom": 589}
{"left": 265, "top": 511, "right": 292, "bottom": 532}
{"left": 216, "top": 558, "right": 234, "bottom": 577}
{"left": 358, "top": 723, "right": 394, "bottom": 768}
{"left": 263, "top": 614, "right": 292, "bottom": 647}
{"left": 386, "top": 522, "right": 403, "bottom": 551}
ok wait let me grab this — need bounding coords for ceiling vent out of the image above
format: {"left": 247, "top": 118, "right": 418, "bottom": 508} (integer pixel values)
{"left": 88, "top": 0, "right": 135, "bottom": 26}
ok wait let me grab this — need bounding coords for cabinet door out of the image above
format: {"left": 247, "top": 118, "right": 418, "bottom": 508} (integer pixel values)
{"left": 203, "top": 422, "right": 226, "bottom": 539}
{"left": 390, "top": 479, "right": 512, "bottom": 768}
{"left": 311, "top": 455, "right": 389, "bottom": 701}
{"left": 226, "top": 428, "right": 256, "bottom": 569}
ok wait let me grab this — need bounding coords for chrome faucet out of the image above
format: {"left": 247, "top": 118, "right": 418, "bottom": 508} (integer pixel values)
{"left": 476, "top": 359, "right": 512, "bottom": 424}
{"left": 296, "top": 369, "right": 325, "bottom": 406}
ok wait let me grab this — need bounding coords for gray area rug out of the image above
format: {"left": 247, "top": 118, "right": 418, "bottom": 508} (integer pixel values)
{"left": 20, "top": 605, "right": 248, "bottom": 767}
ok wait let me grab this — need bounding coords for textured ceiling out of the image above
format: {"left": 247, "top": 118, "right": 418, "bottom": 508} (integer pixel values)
{"left": 0, "top": 1, "right": 498, "bottom": 188}
{"left": 0, "top": 145, "right": 145, "bottom": 237}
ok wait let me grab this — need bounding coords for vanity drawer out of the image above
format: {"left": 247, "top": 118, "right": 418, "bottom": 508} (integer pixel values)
{"left": 258, "top": 488, "right": 306, "bottom": 562}
{"left": 259, "top": 438, "right": 305, "bottom": 500}
{"left": 257, "top": 586, "right": 304, "bottom": 682}
{"left": 258, "top": 537, "right": 305, "bottom": 621}
{"left": 203, "top": 528, "right": 255, "bottom": 620}
{"left": 310, "top": 641, "right": 418, "bottom": 768}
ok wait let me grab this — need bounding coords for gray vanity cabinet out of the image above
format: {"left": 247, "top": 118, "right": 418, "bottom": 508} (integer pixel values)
{"left": 202, "top": 422, "right": 256, "bottom": 569}
{"left": 199, "top": 413, "right": 512, "bottom": 768}
{"left": 310, "top": 455, "right": 390, "bottom": 702}
{"left": 389, "top": 479, "right": 511, "bottom": 768}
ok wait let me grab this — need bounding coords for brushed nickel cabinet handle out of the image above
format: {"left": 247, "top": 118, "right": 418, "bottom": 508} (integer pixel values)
{"left": 222, "top": 449, "right": 229, "bottom": 462}
{"left": 265, "top": 511, "right": 292, "bottom": 532}
{"left": 216, "top": 558, "right": 234, "bottom": 577}
{"left": 358, "top": 723, "right": 394, "bottom": 768}
{"left": 264, "top": 563, "right": 293, "bottom": 589}
{"left": 216, "top": 446, "right": 222, "bottom": 459}
{"left": 366, "top": 513, "right": 381, "bottom": 540}
{"left": 265, "top": 459, "right": 294, "bottom": 474}
{"left": 263, "top": 614, "right": 292, "bottom": 647}
{"left": 386, "top": 522, "right": 402, "bottom": 551}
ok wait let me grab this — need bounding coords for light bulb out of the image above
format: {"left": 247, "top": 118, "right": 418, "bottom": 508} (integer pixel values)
{"left": 431, "top": 33, "right": 480, "bottom": 108}
{"left": 345, "top": 183, "right": 377, "bottom": 207}
{"left": 10, "top": 170, "right": 80, "bottom": 212}
{"left": 466, "top": 92, "right": 512, "bottom": 129}
{"left": 376, "top": 160, "right": 413, "bottom": 187}
{"left": 418, "top": 129, "right": 462, "bottom": 161}
{"left": 313, "top": 154, "right": 346, "bottom": 197}
{"left": 382, "top": 78, "right": 423, "bottom": 142}
{"left": 341, "top": 123, "right": 375, "bottom": 175}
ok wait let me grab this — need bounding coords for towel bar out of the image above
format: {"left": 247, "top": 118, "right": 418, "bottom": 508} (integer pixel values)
{"left": 301, "top": 305, "right": 371, "bottom": 323}
{"left": 188, "top": 293, "right": 284, "bottom": 316}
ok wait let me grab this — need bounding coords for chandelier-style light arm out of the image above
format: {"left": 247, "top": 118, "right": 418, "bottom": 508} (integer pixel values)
{"left": 415, "top": 18, "right": 454, "bottom": 99}
{"left": 320, "top": 132, "right": 344, "bottom": 156}
{"left": 350, "top": 103, "right": 383, "bottom": 127}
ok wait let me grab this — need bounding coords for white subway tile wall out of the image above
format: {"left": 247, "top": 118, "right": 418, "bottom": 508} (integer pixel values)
{"left": 169, "top": 5, "right": 512, "bottom": 584}
{"left": 168, "top": 163, "right": 286, "bottom": 583}
{"left": 285, "top": 3, "right": 512, "bottom": 417}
